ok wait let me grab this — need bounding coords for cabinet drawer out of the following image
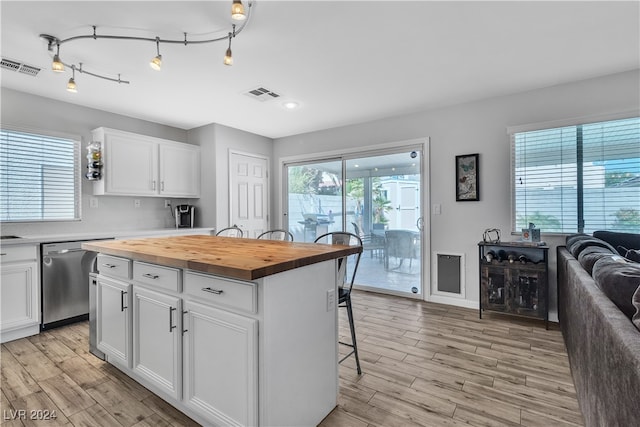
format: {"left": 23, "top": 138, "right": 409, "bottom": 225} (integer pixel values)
{"left": 133, "top": 261, "right": 181, "bottom": 292}
{"left": 184, "top": 271, "right": 257, "bottom": 314}
{"left": 0, "top": 245, "right": 37, "bottom": 263}
{"left": 97, "top": 254, "right": 131, "bottom": 280}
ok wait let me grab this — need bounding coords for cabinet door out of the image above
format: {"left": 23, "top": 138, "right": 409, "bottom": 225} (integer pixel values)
{"left": 0, "top": 262, "right": 38, "bottom": 332}
{"left": 103, "top": 133, "right": 158, "bottom": 196}
{"left": 183, "top": 300, "right": 257, "bottom": 427}
{"left": 159, "top": 142, "right": 200, "bottom": 198}
{"left": 132, "top": 286, "right": 182, "bottom": 400}
{"left": 508, "top": 265, "right": 546, "bottom": 318}
{"left": 481, "top": 265, "right": 507, "bottom": 312}
{"left": 97, "top": 276, "right": 132, "bottom": 367}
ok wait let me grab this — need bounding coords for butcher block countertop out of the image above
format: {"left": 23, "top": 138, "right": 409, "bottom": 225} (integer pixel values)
{"left": 82, "top": 234, "right": 361, "bottom": 281}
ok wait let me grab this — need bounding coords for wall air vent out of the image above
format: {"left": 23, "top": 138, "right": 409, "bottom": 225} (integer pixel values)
{"left": 244, "top": 86, "right": 281, "bottom": 102}
{"left": 1, "top": 58, "right": 41, "bottom": 76}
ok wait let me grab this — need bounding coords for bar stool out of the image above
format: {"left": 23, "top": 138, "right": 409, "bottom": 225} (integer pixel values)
{"left": 216, "top": 226, "right": 243, "bottom": 237}
{"left": 256, "top": 229, "right": 294, "bottom": 241}
{"left": 314, "top": 232, "right": 363, "bottom": 374}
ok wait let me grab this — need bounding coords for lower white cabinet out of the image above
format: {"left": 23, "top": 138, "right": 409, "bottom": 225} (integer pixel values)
{"left": 0, "top": 245, "right": 39, "bottom": 343}
{"left": 183, "top": 300, "right": 258, "bottom": 427}
{"left": 95, "top": 257, "right": 337, "bottom": 426}
{"left": 96, "top": 276, "right": 132, "bottom": 368}
{"left": 133, "top": 286, "right": 182, "bottom": 400}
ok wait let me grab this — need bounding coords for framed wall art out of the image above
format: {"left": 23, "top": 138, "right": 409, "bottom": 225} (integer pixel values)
{"left": 455, "top": 153, "right": 479, "bottom": 201}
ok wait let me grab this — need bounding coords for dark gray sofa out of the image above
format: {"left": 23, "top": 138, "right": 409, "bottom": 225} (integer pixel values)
{"left": 557, "top": 232, "right": 640, "bottom": 426}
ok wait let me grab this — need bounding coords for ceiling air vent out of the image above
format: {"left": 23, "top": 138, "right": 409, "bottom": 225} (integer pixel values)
{"left": 1, "top": 58, "right": 41, "bottom": 76}
{"left": 244, "top": 86, "right": 281, "bottom": 102}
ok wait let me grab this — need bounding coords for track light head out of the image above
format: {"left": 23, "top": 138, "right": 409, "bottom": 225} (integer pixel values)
{"left": 150, "top": 38, "right": 162, "bottom": 70}
{"left": 224, "top": 48, "right": 233, "bottom": 66}
{"left": 66, "top": 77, "right": 77, "bottom": 93}
{"left": 231, "top": 0, "right": 246, "bottom": 20}
{"left": 224, "top": 33, "right": 233, "bottom": 66}
{"left": 52, "top": 44, "right": 64, "bottom": 72}
{"left": 52, "top": 54, "right": 65, "bottom": 72}
{"left": 150, "top": 54, "right": 162, "bottom": 70}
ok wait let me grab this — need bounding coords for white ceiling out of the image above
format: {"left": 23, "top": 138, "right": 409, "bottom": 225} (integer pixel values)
{"left": 1, "top": 1, "right": 639, "bottom": 139}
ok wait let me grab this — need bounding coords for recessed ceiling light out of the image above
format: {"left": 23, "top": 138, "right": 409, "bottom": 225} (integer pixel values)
{"left": 282, "top": 101, "right": 299, "bottom": 110}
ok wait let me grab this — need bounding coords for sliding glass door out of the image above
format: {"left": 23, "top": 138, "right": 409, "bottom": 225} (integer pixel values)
{"left": 284, "top": 147, "right": 424, "bottom": 297}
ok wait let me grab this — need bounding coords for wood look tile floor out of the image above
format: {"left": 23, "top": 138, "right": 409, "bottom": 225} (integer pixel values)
{"left": 1, "top": 291, "right": 584, "bottom": 427}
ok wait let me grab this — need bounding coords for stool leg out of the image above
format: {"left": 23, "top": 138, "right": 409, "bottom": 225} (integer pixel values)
{"left": 345, "top": 295, "right": 362, "bottom": 375}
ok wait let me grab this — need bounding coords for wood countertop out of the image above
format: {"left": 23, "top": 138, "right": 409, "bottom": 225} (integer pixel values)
{"left": 82, "top": 235, "right": 362, "bottom": 281}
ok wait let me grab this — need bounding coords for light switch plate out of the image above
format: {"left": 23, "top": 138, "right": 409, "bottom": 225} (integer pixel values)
{"left": 134, "top": 199, "right": 141, "bottom": 208}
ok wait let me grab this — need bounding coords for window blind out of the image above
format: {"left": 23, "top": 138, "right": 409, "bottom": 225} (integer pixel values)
{"left": 0, "top": 129, "right": 80, "bottom": 221}
{"left": 511, "top": 117, "right": 640, "bottom": 234}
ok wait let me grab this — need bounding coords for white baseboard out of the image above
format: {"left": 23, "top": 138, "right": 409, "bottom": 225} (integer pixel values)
{"left": 426, "top": 294, "right": 478, "bottom": 310}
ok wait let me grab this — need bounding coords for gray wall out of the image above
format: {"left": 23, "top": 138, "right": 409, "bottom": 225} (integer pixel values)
{"left": 187, "top": 123, "right": 273, "bottom": 230}
{"left": 3, "top": 69, "right": 639, "bottom": 320}
{"left": 0, "top": 87, "right": 192, "bottom": 236}
{"left": 273, "top": 69, "right": 640, "bottom": 319}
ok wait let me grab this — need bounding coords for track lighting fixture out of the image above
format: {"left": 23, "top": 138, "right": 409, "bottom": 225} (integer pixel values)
{"left": 40, "top": 0, "right": 254, "bottom": 91}
{"left": 224, "top": 33, "right": 233, "bottom": 66}
{"left": 52, "top": 44, "right": 64, "bottom": 72}
{"left": 67, "top": 65, "right": 77, "bottom": 93}
{"left": 150, "top": 38, "right": 162, "bottom": 71}
{"left": 231, "top": 0, "right": 246, "bottom": 20}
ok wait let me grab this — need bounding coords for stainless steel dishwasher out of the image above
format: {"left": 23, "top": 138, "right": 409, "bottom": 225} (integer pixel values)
{"left": 41, "top": 240, "right": 110, "bottom": 330}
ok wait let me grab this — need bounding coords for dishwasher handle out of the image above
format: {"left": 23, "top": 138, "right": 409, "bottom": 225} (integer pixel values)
{"left": 44, "top": 248, "right": 86, "bottom": 255}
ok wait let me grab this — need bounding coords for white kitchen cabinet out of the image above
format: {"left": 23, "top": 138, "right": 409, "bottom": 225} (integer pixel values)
{"left": 0, "top": 244, "right": 39, "bottom": 343}
{"left": 183, "top": 300, "right": 258, "bottom": 427}
{"left": 132, "top": 286, "right": 182, "bottom": 400}
{"left": 92, "top": 127, "right": 200, "bottom": 198}
{"left": 96, "top": 275, "right": 132, "bottom": 368}
{"left": 159, "top": 142, "right": 200, "bottom": 198}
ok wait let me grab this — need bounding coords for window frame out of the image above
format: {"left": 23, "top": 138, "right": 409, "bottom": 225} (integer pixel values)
{"left": 1, "top": 125, "right": 82, "bottom": 223}
{"left": 509, "top": 113, "right": 640, "bottom": 235}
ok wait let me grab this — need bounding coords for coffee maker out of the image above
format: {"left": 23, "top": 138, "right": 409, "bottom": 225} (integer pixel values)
{"left": 175, "top": 204, "right": 195, "bottom": 228}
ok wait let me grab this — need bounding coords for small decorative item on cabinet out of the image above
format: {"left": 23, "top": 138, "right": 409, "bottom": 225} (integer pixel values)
{"left": 478, "top": 241, "right": 549, "bottom": 329}
{"left": 85, "top": 141, "right": 102, "bottom": 180}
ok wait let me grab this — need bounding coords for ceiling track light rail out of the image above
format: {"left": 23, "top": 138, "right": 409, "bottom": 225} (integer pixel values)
{"left": 39, "top": 0, "right": 252, "bottom": 93}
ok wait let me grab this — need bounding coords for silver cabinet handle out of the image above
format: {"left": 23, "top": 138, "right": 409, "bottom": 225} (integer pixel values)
{"left": 120, "top": 290, "right": 128, "bottom": 311}
{"left": 161, "top": 181, "right": 165, "bottom": 191}
{"left": 169, "top": 307, "right": 177, "bottom": 332}
{"left": 152, "top": 180, "right": 156, "bottom": 190}
{"left": 202, "top": 287, "right": 224, "bottom": 295}
{"left": 182, "top": 310, "right": 188, "bottom": 335}
{"left": 102, "top": 263, "right": 116, "bottom": 268}
{"left": 142, "top": 273, "right": 159, "bottom": 280}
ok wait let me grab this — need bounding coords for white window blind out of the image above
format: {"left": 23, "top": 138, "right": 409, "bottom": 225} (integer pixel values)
{"left": 1, "top": 129, "right": 80, "bottom": 222}
{"left": 511, "top": 117, "right": 640, "bottom": 234}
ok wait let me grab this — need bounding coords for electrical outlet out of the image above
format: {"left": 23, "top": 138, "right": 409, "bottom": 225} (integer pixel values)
{"left": 326, "top": 289, "right": 335, "bottom": 311}
{"left": 164, "top": 200, "right": 171, "bottom": 208}
{"left": 89, "top": 197, "right": 98, "bottom": 208}
{"left": 134, "top": 199, "right": 141, "bottom": 208}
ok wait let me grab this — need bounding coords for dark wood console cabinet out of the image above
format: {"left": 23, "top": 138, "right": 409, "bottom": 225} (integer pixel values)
{"left": 478, "top": 241, "right": 549, "bottom": 329}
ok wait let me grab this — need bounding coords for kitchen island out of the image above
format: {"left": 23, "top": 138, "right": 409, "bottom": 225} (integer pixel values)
{"left": 83, "top": 235, "right": 360, "bottom": 427}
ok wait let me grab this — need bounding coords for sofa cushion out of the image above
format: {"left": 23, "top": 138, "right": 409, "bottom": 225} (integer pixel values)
{"left": 592, "top": 256, "right": 640, "bottom": 319}
{"left": 633, "top": 286, "right": 640, "bottom": 331}
{"left": 578, "top": 246, "right": 616, "bottom": 275}
{"left": 621, "top": 247, "right": 640, "bottom": 263}
{"left": 593, "top": 230, "right": 640, "bottom": 254}
{"left": 567, "top": 237, "right": 617, "bottom": 258}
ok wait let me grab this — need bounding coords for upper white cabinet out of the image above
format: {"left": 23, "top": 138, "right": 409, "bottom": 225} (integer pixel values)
{"left": 92, "top": 127, "right": 200, "bottom": 198}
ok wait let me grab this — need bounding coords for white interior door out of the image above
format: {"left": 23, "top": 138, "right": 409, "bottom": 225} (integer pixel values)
{"left": 229, "top": 151, "right": 269, "bottom": 238}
